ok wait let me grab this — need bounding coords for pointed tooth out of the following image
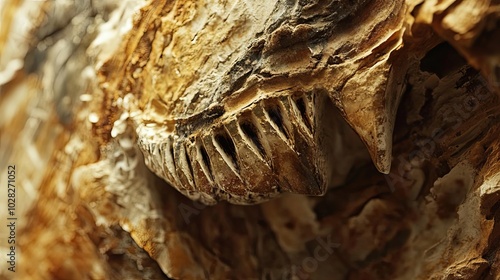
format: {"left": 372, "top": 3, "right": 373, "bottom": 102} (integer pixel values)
{"left": 196, "top": 140, "right": 215, "bottom": 184}
{"left": 212, "top": 127, "right": 241, "bottom": 177}
{"left": 339, "top": 62, "right": 404, "bottom": 174}
{"left": 164, "top": 135, "right": 182, "bottom": 183}
{"left": 201, "top": 128, "right": 248, "bottom": 198}
{"left": 176, "top": 140, "right": 196, "bottom": 189}
{"left": 253, "top": 101, "right": 323, "bottom": 195}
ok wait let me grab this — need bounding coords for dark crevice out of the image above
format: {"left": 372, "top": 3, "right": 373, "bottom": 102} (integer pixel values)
{"left": 481, "top": 208, "right": 500, "bottom": 279}
{"left": 420, "top": 42, "right": 467, "bottom": 78}
{"left": 214, "top": 131, "right": 239, "bottom": 170}
{"left": 486, "top": 200, "right": 500, "bottom": 220}
{"left": 295, "top": 96, "right": 313, "bottom": 132}
{"left": 240, "top": 120, "right": 267, "bottom": 159}
{"left": 199, "top": 144, "right": 214, "bottom": 181}
{"left": 229, "top": 69, "right": 252, "bottom": 94}
{"left": 169, "top": 143, "right": 177, "bottom": 175}
{"left": 184, "top": 145, "right": 195, "bottom": 183}
{"left": 267, "top": 104, "right": 289, "bottom": 139}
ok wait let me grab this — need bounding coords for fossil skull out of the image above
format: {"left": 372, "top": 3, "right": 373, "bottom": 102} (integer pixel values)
{"left": 100, "top": 0, "right": 412, "bottom": 204}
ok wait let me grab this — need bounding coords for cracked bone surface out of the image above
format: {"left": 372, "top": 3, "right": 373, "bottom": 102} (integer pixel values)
{"left": 1, "top": 0, "right": 500, "bottom": 279}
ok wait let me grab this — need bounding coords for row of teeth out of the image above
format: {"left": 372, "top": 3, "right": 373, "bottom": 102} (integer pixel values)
{"left": 138, "top": 92, "right": 325, "bottom": 204}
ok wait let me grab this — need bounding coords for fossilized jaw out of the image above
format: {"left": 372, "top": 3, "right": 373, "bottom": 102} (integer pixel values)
{"left": 102, "top": 0, "right": 408, "bottom": 204}
{"left": 137, "top": 90, "right": 366, "bottom": 205}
